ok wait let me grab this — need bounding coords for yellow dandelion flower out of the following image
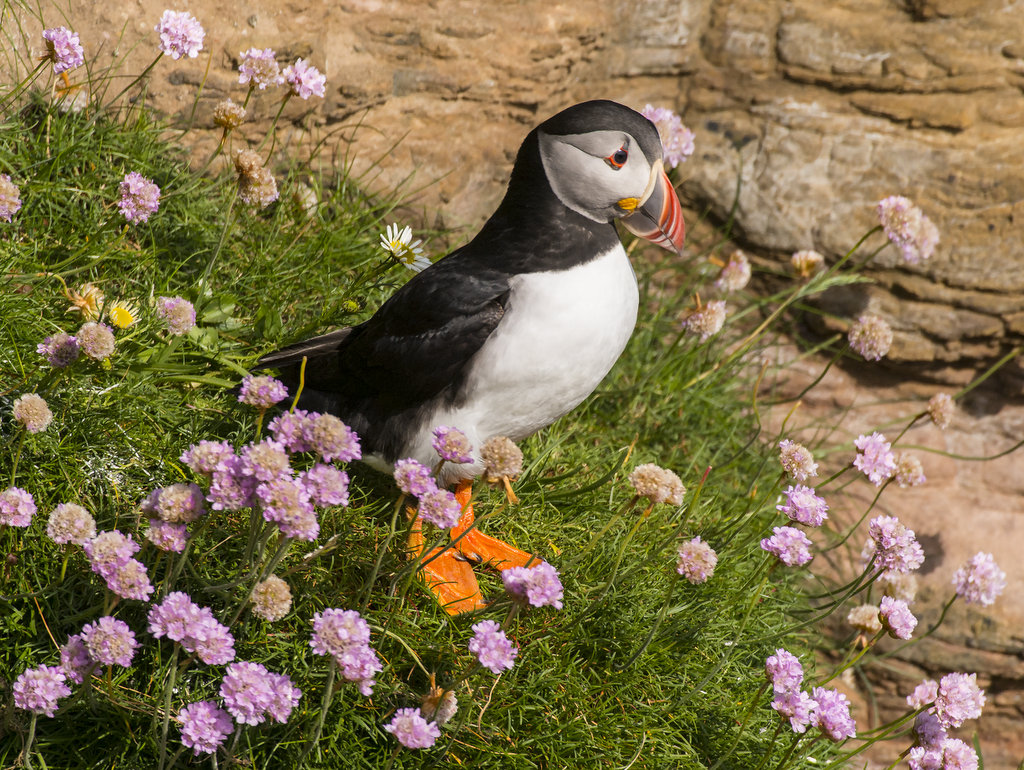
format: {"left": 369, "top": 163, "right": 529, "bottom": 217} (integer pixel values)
{"left": 107, "top": 299, "right": 141, "bottom": 329}
{"left": 67, "top": 283, "right": 104, "bottom": 320}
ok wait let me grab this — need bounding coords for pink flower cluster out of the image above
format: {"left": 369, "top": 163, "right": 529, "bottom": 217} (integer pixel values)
{"left": 502, "top": 561, "right": 564, "bottom": 608}
{"left": 766, "top": 648, "right": 856, "bottom": 741}
{"left": 220, "top": 661, "right": 301, "bottom": 725}
{"left": 676, "top": 536, "right": 718, "bottom": 583}
{"left": 83, "top": 529, "right": 154, "bottom": 600}
{"left": 640, "top": 104, "right": 696, "bottom": 169}
{"left": 468, "top": 620, "right": 518, "bottom": 674}
{"left": 174, "top": 406, "right": 358, "bottom": 542}
{"left": 877, "top": 195, "right": 939, "bottom": 265}
{"left": 148, "top": 592, "right": 236, "bottom": 665}
{"left": 906, "top": 673, "right": 985, "bottom": 768}
{"left": 310, "top": 608, "right": 382, "bottom": 695}
{"left": 853, "top": 432, "right": 897, "bottom": 486}
{"left": 392, "top": 453, "right": 462, "bottom": 528}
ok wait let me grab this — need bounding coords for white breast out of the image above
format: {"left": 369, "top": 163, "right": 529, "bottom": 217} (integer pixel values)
{"left": 411, "top": 243, "right": 639, "bottom": 478}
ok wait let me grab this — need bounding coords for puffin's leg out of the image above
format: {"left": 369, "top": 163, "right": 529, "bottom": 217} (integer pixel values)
{"left": 406, "top": 506, "right": 486, "bottom": 615}
{"left": 450, "top": 480, "right": 537, "bottom": 570}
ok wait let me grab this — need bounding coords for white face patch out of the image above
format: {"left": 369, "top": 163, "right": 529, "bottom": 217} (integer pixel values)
{"left": 538, "top": 130, "right": 652, "bottom": 222}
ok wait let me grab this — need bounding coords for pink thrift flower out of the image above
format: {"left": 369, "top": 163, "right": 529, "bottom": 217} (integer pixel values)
{"left": 810, "top": 687, "right": 856, "bottom": 742}
{"left": 42, "top": 27, "right": 84, "bottom": 74}
{"left": 156, "top": 296, "right": 196, "bottom": 335}
{"left": 393, "top": 458, "right": 437, "bottom": 498}
{"left": 877, "top": 195, "right": 939, "bottom": 264}
{"left": 878, "top": 595, "right": 916, "bottom": 640}
{"left": 760, "top": 526, "right": 813, "bottom": 567}
{"left": 934, "top": 672, "right": 985, "bottom": 730}
{"left": 118, "top": 172, "right": 160, "bottom": 224}
{"left": 178, "top": 701, "right": 232, "bottom": 756}
{"left": 432, "top": 425, "right": 473, "bottom": 464}
{"left": 13, "top": 665, "right": 71, "bottom": 717}
{"left": 771, "top": 690, "right": 816, "bottom": 734}
{"left": 238, "top": 375, "right": 289, "bottom": 409}
{"left": 468, "top": 620, "right": 518, "bottom": 674}
{"left": 0, "top": 487, "right": 36, "bottom": 527}
{"left": 639, "top": 104, "right": 695, "bottom": 169}
{"left": 283, "top": 58, "right": 326, "bottom": 99}
{"left": 238, "top": 48, "right": 282, "bottom": 89}
{"left": 778, "top": 439, "right": 817, "bottom": 482}
{"left": 81, "top": 616, "right": 138, "bottom": 667}
{"left": 384, "top": 707, "right": 440, "bottom": 749}
{"left": 866, "top": 515, "right": 924, "bottom": 573}
{"left": 952, "top": 552, "right": 1006, "bottom": 606}
{"left": 853, "top": 432, "right": 896, "bottom": 486}
{"left": 0, "top": 173, "right": 22, "bottom": 222}
{"left": 156, "top": 10, "right": 204, "bottom": 60}
{"left": 502, "top": 561, "right": 564, "bottom": 608}
{"left": 676, "top": 536, "right": 718, "bottom": 583}
{"left": 416, "top": 487, "right": 462, "bottom": 529}
{"left": 776, "top": 484, "right": 828, "bottom": 527}
{"left": 765, "top": 648, "right": 804, "bottom": 693}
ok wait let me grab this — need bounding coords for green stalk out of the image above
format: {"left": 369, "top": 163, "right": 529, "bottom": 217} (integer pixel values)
{"left": 196, "top": 194, "right": 238, "bottom": 307}
{"left": 359, "top": 496, "right": 404, "bottom": 609}
{"left": 750, "top": 723, "right": 784, "bottom": 770}
{"left": 157, "top": 643, "right": 180, "bottom": 770}
{"left": 710, "top": 682, "right": 771, "bottom": 770}
{"left": 24, "top": 712, "right": 38, "bottom": 770}
{"left": 260, "top": 93, "right": 292, "bottom": 159}
{"left": 101, "top": 52, "right": 163, "bottom": 112}
{"left": 9, "top": 429, "right": 25, "bottom": 484}
{"left": 0, "top": 59, "right": 46, "bottom": 112}
{"left": 816, "top": 629, "right": 884, "bottom": 686}
{"left": 613, "top": 571, "right": 680, "bottom": 670}
{"left": 306, "top": 659, "right": 337, "bottom": 761}
{"left": 569, "top": 494, "right": 641, "bottom": 565}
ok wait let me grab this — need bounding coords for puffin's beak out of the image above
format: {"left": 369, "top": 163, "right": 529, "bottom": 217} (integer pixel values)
{"left": 620, "top": 161, "right": 686, "bottom": 256}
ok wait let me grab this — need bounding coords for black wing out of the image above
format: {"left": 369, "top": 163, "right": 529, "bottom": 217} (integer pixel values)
{"left": 260, "top": 254, "right": 511, "bottom": 412}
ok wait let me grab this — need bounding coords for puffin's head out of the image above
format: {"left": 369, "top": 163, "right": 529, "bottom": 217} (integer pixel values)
{"left": 536, "top": 100, "right": 686, "bottom": 254}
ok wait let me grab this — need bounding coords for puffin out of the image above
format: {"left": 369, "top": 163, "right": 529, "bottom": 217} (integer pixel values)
{"left": 259, "top": 100, "right": 687, "bottom": 613}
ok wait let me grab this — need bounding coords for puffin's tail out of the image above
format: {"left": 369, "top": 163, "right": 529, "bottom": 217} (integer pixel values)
{"left": 254, "top": 327, "right": 355, "bottom": 414}
{"left": 255, "top": 327, "right": 353, "bottom": 370}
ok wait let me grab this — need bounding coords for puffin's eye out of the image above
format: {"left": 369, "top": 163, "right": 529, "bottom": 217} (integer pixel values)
{"left": 605, "top": 146, "right": 629, "bottom": 169}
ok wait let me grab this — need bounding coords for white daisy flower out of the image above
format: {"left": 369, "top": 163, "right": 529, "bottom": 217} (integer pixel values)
{"left": 380, "top": 223, "right": 429, "bottom": 272}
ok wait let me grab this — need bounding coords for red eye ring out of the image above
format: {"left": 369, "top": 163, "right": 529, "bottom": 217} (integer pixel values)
{"left": 605, "top": 146, "right": 628, "bottom": 169}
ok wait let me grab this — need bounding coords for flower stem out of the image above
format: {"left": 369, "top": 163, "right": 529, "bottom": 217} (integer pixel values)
{"left": 360, "top": 496, "right": 404, "bottom": 610}
{"left": 710, "top": 682, "right": 771, "bottom": 770}
{"left": 306, "top": 659, "right": 337, "bottom": 761}
{"left": 821, "top": 480, "right": 890, "bottom": 554}
{"left": 227, "top": 536, "right": 292, "bottom": 628}
{"left": 9, "top": 429, "right": 25, "bottom": 485}
{"left": 196, "top": 194, "right": 238, "bottom": 307}
{"left": 751, "top": 723, "right": 784, "bottom": 770}
{"left": 102, "top": 53, "right": 164, "bottom": 112}
{"left": 771, "top": 733, "right": 813, "bottom": 770}
{"left": 24, "top": 712, "right": 38, "bottom": 770}
{"left": 260, "top": 93, "right": 291, "bottom": 160}
{"left": 570, "top": 495, "right": 640, "bottom": 565}
{"left": 816, "top": 629, "right": 883, "bottom": 686}
{"left": 613, "top": 571, "right": 679, "bottom": 670}
{"left": 157, "top": 643, "right": 180, "bottom": 770}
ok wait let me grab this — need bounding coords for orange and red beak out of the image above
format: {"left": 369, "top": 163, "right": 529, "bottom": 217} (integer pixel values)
{"left": 620, "top": 162, "right": 686, "bottom": 256}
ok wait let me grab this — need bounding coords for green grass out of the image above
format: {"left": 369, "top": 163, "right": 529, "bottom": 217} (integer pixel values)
{"left": 0, "top": 19, "right": 919, "bottom": 770}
